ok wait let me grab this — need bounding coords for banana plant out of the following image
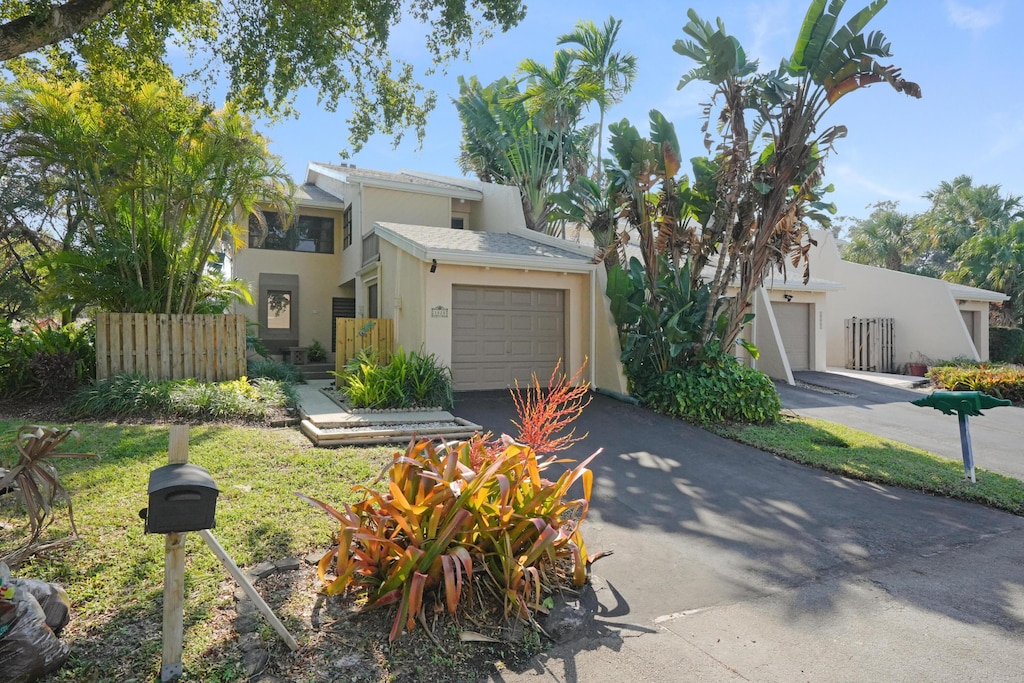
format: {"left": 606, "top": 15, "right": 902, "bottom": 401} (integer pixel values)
{"left": 671, "top": 0, "right": 920, "bottom": 350}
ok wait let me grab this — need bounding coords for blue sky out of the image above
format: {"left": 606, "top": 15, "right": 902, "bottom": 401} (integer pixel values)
{"left": 242, "top": 0, "right": 1019, "bottom": 222}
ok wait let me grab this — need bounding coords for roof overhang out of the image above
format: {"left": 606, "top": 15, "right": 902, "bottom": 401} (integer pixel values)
{"left": 375, "top": 224, "right": 598, "bottom": 275}
{"left": 949, "top": 283, "right": 1008, "bottom": 303}
{"left": 308, "top": 162, "right": 483, "bottom": 202}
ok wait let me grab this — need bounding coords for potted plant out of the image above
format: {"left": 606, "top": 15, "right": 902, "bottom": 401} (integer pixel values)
{"left": 308, "top": 339, "right": 327, "bottom": 363}
{"left": 907, "top": 352, "right": 930, "bottom": 377}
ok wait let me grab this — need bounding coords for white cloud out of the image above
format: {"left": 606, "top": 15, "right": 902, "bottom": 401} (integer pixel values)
{"left": 945, "top": 0, "right": 1003, "bottom": 32}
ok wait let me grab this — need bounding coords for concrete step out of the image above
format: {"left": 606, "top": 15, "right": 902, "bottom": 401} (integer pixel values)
{"left": 296, "top": 363, "right": 335, "bottom": 382}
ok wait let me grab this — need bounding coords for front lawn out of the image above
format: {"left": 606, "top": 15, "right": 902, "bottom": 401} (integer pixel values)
{"left": 1, "top": 420, "right": 562, "bottom": 682}
{"left": 0, "top": 421, "right": 388, "bottom": 680}
{"left": 716, "top": 416, "right": 1024, "bottom": 515}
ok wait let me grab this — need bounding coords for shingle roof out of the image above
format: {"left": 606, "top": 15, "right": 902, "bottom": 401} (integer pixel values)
{"left": 376, "top": 223, "right": 594, "bottom": 262}
{"left": 313, "top": 164, "right": 481, "bottom": 196}
{"left": 294, "top": 182, "right": 344, "bottom": 206}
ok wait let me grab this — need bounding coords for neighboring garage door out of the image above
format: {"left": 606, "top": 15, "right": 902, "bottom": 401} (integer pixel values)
{"left": 451, "top": 285, "right": 564, "bottom": 391}
{"left": 774, "top": 302, "right": 811, "bottom": 371}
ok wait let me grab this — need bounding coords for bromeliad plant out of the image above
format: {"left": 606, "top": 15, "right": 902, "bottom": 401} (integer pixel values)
{"left": 300, "top": 362, "right": 598, "bottom": 641}
{"left": 299, "top": 437, "right": 597, "bottom": 641}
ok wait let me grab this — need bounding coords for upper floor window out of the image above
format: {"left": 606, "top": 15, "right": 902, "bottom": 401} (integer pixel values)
{"left": 451, "top": 217, "right": 465, "bottom": 230}
{"left": 343, "top": 206, "right": 353, "bottom": 249}
{"left": 249, "top": 212, "right": 334, "bottom": 254}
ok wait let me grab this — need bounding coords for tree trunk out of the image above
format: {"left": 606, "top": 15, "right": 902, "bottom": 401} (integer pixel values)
{"left": 0, "top": 0, "right": 121, "bottom": 61}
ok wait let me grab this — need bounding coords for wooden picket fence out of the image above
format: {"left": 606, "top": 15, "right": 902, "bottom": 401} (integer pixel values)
{"left": 335, "top": 318, "right": 394, "bottom": 374}
{"left": 96, "top": 313, "right": 247, "bottom": 382}
{"left": 845, "top": 317, "right": 895, "bottom": 373}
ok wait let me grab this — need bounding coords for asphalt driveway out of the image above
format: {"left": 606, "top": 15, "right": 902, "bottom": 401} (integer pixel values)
{"left": 454, "top": 390, "right": 1024, "bottom": 683}
{"left": 780, "top": 371, "right": 1024, "bottom": 482}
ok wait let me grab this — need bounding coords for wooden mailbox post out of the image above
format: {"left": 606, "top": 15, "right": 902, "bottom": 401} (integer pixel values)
{"left": 159, "top": 426, "right": 297, "bottom": 682}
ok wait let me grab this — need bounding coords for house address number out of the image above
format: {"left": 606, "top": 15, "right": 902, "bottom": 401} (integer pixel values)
{"left": 431, "top": 306, "right": 449, "bottom": 318}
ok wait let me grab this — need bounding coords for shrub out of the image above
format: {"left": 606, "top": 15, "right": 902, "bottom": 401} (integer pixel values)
{"left": 299, "top": 436, "right": 597, "bottom": 642}
{"left": 0, "top": 321, "right": 95, "bottom": 398}
{"left": 928, "top": 364, "right": 1024, "bottom": 403}
{"left": 69, "top": 373, "right": 170, "bottom": 417}
{"left": 69, "top": 374, "right": 295, "bottom": 420}
{"left": 334, "top": 347, "right": 453, "bottom": 410}
{"left": 308, "top": 339, "right": 327, "bottom": 363}
{"left": 247, "top": 357, "right": 305, "bottom": 384}
{"left": 989, "top": 327, "right": 1024, "bottom": 363}
{"left": 644, "top": 352, "right": 781, "bottom": 425}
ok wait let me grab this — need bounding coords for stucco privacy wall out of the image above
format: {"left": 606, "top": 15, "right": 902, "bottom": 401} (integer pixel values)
{"left": 233, "top": 205, "right": 344, "bottom": 349}
{"left": 377, "top": 239, "right": 628, "bottom": 393}
{"left": 810, "top": 232, "right": 979, "bottom": 366}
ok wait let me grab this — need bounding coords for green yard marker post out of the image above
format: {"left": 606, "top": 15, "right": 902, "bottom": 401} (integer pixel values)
{"left": 910, "top": 391, "right": 1011, "bottom": 483}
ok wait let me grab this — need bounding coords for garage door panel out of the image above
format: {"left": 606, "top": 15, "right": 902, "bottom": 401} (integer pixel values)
{"left": 775, "top": 302, "right": 810, "bottom": 371}
{"left": 451, "top": 285, "right": 565, "bottom": 391}
{"left": 534, "top": 290, "right": 562, "bottom": 309}
{"left": 509, "top": 290, "right": 533, "bottom": 306}
{"left": 482, "top": 314, "right": 508, "bottom": 331}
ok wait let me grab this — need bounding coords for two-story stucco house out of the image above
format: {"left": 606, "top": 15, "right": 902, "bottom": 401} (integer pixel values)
{"left": 229, "top": 162, "right": 627, "bottom": 393}
{"left": 230, "top": 161, "right": 1005, "bottom": 393}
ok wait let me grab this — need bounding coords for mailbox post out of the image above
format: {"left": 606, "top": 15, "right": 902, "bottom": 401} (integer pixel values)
{"left": 910, "top": 391, "right": 1011, "bottom": 482}
{"left": 144, "top": 426, "right": 296, "bottom": 682}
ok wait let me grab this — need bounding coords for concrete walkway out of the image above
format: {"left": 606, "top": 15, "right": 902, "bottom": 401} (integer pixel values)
{"left": 451, "top": 391, "right": 1024, "bottom": 683}
{"left": 781, "top": 370, "right": 1024, "bottom": 482}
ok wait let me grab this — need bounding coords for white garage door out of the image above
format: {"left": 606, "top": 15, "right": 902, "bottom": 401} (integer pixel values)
{"left": 774, "top": 302, "right": 811, "bottom": 371}
{"left": 451, "top": 285, "right": 565, "bottom": 391}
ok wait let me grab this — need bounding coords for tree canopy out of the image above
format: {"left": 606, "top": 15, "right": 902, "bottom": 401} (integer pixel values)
{"left": 1, "top": 71, "right": 292, "bottom": 317}
{"left": 0, "top": 0, "right": 527, "bottom": 152}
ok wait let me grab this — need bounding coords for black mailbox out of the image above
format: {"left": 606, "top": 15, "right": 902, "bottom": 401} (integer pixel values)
{"left": 144, "top": 463, "right": 219, "bottom": 534}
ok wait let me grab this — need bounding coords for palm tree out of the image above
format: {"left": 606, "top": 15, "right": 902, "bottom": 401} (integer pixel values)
{"left": 515, "top": 50, "right": 601, "bottom": 196}
{"left": 557, "top": 16, "right": 637, "bottom": 184}
{"left": 455, "top": 76, "right": 562, "bottom": 233}
{"left": 920, "top": 175, "right": 1023, "bottom": 255}
{"left": 2, "top": 74, "right": 293, "bottom": 315}
{"left": 948, "top": 220, "right": 1024, "bottom": 326}
{"left": 842, "top": 202, "right": 921, "bottom": 271}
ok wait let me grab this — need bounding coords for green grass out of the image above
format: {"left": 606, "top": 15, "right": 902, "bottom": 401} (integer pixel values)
{"left": 0, "top": 420, "right": 392, "bottom": 681}
{"left": 715, "top": 416, "right": 1024, "bottom": 515}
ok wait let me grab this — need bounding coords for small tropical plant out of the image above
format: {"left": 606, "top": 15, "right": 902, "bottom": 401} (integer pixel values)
{"left": 0, "top": 425, "right": 96, "bottom": 562}
{"left": 511, "top": 359, "right": 591, "bottom": 454}
{"left": 334, "top": 347, "right": 453, "bottom": 410}
{"left": 299, "top": 437, "right": 597, "bottom": 642}
{"left": 300, "top": 366, "right": 598, "bottom": 641}
{"left": 308, "top": 339, "right": 328, "bottom": 363}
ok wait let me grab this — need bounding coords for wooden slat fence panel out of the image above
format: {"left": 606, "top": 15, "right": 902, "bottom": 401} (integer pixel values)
{"left": 96, "top": 313, "right": 247, "bottom": 382}
{"left": 845, "top": 317, "right": 895, "bottom": 373}
{"left": 334, "top": 318, "right": 394, "bottom": 375}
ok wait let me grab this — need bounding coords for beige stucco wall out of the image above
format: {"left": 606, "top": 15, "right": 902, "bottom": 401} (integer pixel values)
{"left": 469, "top": 182, "right": 529, "bottom": 233}
{"left": 377, "top": 241, "right": 627, "bottom": 393}
{"left": 362, "top": 187, "right": 450, "bottom": 236}
{"left": 810, "top": 231, "right": 979, "bottom": 367}
{"left": 232, "top": 204, "right": 346, "bottom": 351}
{"left": 752, "top": 287, "right": 792, "bottom": 383}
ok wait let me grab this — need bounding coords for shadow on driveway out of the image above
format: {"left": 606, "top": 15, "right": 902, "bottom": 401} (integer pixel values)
{"left": 455, "top": 390, "right": 1024, "bottom": 681}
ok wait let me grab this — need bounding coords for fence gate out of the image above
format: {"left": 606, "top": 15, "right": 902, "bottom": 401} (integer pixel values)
{"left": 845, "top": 317, "right": 895, "bottom": 373}
{"left": 334, "top": 318, "right": 394, "bottom": 375}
